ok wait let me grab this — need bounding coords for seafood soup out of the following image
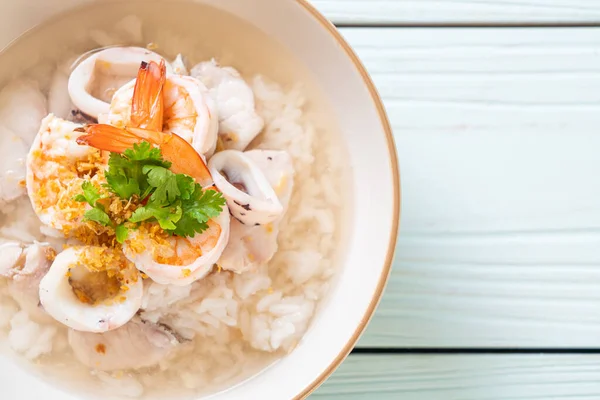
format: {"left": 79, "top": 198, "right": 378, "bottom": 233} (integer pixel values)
{"left": 0, "top": 2, "right": 350, "bottom": 398}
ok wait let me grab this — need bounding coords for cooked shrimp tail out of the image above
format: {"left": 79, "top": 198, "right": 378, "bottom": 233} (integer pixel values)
{"left": 107, "top": 63, "right": 218, "bottom": 157}
{"left": 76, "top": 124, "right": 213, "bottom": 186}
{"left": 75, "top": 124, "right": 145, "bottom": 153}
{"left": 131, "top": 60, "right": 166, "bottom": 131}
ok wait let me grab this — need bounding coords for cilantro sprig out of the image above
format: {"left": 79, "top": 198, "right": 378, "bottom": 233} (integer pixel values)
{"left": 105, "top": 142, "right": 171, "bottom": 199}
{"left": 73, "top": 181, "right": 110, "bottom": 226}
{"left": 73, "top": 181, "right": 129, "bottom": 243}
{"left": 77, "top": 142, "right": 225, "bottom": 240}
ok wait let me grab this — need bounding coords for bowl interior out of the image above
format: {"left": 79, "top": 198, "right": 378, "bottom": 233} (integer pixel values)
{"left": 0, "top": 1, "right": 398, "bottom": 399}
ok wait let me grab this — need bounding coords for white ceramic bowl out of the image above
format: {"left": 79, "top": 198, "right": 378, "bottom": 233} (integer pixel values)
{"left": 0, "top": 0, "right": 400, "bottom": 399}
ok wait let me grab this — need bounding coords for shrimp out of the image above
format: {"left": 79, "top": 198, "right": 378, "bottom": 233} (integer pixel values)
{"left": 163, "top": 74, "right": 219, "bottom": 156}
{"left": 125, "top": 213, "right": 229, "bottom": 286}
{"left": 76, "top": 124, "right": 230, "bottom": 286}
{"left": 100, "top": 58, "right": 166, "bottom": 134}
{"left": 38, "top": 246, "right": 143, "bottom": 333}
{"left": 75, "top": 124, "right": 212, "bottom": 187}
{"left": 105, "top": 61, "right": 218, "bottom": 156}
{"left": 26, "top": 114, "right": 107, "bottom": 233}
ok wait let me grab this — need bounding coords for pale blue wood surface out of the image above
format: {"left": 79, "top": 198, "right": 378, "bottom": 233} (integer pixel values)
{"left": 309, "top": 0, "right": 600, "bottom": 397}
{"left": 313, "top": 355, "right": 600, "bottom": 399}
{"left": 341, "top": 26, "right": 600, "bottom": 349}
{"left": 311, "top": 0, "right": 600, "bottom": 24}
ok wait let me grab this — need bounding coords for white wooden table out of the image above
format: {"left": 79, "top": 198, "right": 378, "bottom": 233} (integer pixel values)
{"left": 310, "top": 1, "right": 600, "bottom": 398}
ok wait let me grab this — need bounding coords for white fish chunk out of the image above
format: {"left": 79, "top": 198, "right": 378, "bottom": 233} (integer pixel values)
{"left": 0, "top": 79, "right": 47, "bottom": 144}
{"left": 0, "top": 242, "right": 24, "bottom": 275}
{"left": 190, "top": 60, "right": 264, "bottom": 151}
{"left": 9, "top": 310, "right": 57, "bottom": 360}
{"left": 0, "top": 80, "right": 46, "bottom": 205}
{"left": 0, "top": 125, "right": 29, "bottom": 205}
{"left": 0, "top": 241, "right": 55, "bottom": 322}
{"left": 69, "top": 317, "right": 181, "bottom": 371}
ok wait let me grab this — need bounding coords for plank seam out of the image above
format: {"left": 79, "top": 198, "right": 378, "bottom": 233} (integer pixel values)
{"left": 352, "top": 348, "right": 600, "bottom": 354}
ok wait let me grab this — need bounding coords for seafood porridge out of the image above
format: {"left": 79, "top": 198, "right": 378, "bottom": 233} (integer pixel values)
{"left": 0, "top": 2, "right": 349, "bottom": 399}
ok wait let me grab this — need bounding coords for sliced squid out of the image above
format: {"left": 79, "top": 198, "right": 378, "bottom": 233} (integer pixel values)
{"left": 68, "top": 317, "right": 181, "bottom": 371}
{"left": 190, "top": 60, "right": 263, "bottom": 151}
{"left": 208, "top": 150, "right": 283, "bottom": 226}
{"left": 217, "top": 150, "right": 294, "bottom": 273}
{"left": 68, "top": 46, "right": 171, "bottom": 120}
{"left": 38, "top": 246, "right": 143, "bottom": 333}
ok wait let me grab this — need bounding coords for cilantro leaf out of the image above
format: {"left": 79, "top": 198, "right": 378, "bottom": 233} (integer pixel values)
{"left": 171, "top": 214, "right": 209, "bottom": 237}
{"left": 128, "top": 204, "right": 159, "bottom": 223}
{"left": 143, "top": 165, "right": 171, "bottom": 187}
{"left": 129, "top": 201, "right": 182, "bottom": 230}
{"left": 142, "top": 166, "right": 197, "bottom": 205}
{"left": 73, "top": 181, "right": 104, "bottom": 207}
{"left": 105, "top": 170, "right": 141, "bottom": 199}
{"left": 78, "top": 142, "right": 226, "bottom": 241}
{"left": 105, "top": 141, "right": 171, "bottom": 200}
{"left": 105, "top": 153, "right": 142, "bottom": 198}
{"left": 106, "top": 151, "right": 133, "bottom": 170}
{"left": 143, "top": 165, "right": 180, "bottom": 204}
{"left": 175, "top": 174, "right": 195, "bottom": 200}
{"left": 123, "top": 142, "right": 171, "bottom": 166}
{"left": 115, "top": 224, "right": 129, "bottom": 244}
{"left": 84, "top": 208, "right": 111, "bottom": 226}
{"left": 171, "top": 185, "right": 225, "bottom": 237}
{"left": 184, "top": 185, "right": 226, "bottom": 223}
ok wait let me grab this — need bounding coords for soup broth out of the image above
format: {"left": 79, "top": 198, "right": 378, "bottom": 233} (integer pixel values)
{"left": 0, "top": 1, "right": 351, "bottom": 398}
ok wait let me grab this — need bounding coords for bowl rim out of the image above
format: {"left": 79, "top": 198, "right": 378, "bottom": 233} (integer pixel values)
{"left": 291, "top": 1, "right": 401, "bottom": 399}
{"left": 0, "top": 0, "right": 400, "bottom": 397}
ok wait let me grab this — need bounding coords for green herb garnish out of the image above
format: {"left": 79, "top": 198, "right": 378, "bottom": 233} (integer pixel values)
{"left": 105, "top": 142, "right": 171, "bottom": 199}
{"left": 76, "top": 141, "right": 225, "bottom": 240}
{"left": 115, "top": 224, "right": 129, "bottom": 244}
{"left": 73, "top": 181, "right": 105, "bottom": 207}
{"left": 172, "top": 183, "right": 224, "bottom": 237}
{"left": 73, "top": 181, "right": 111, "bottom": 226}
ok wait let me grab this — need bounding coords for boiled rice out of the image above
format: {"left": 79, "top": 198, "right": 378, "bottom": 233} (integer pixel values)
{"left": 0, "top": 14, "right": 345, "bottom": 398}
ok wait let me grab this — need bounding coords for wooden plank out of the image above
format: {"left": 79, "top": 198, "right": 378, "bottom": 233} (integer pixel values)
{"left": 311, "top": 0, "right": 600, "bottom": 25}
{"left": 339, "top": 27, "right": 600, "bottom": 347}
{"left": 313, "top": 354, "right": 600, "bottom": 399}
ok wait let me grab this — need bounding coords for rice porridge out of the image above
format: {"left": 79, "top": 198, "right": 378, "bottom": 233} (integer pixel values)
{"left": 0, "top": 2, "right": 350, "bottom": 399}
